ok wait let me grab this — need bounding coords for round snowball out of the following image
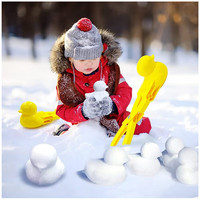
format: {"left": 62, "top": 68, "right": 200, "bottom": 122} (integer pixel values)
{"left": 178, "top": 147, "right": 198, "bottom": 165}
{"left": 30, "top": 144, "right": 57, "bottom": 169}
{"left": 141, "top": 142, "right": 161, "bottom": 159}
{"left": 93, "top": 81, "right": 107, "bottom": 91}
{"left": 165, "top": 136, "right": 184, "bottom": 155}
{"left": 104, "top": 147, "right": 128, "bottom": 166}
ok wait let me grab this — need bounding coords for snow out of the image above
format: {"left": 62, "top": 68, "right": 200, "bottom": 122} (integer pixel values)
{"left": 176, "top": 147, "right": 198, "bottom": 185}
{"left": 84, "top": 159, "right": 127, "bottom": 185}
{"left": 103, "top": 146, "right": 128, "bottom": 166}
{"left": 30, "top": 144, "right": 58, "bottom": 169}
{"left": 140, "top": 142, "right": 161, "bottom": 159}
{"left": 26, "top": 155, "right": 65, "bottom": 186}
{"left": 176, "top": 162, "right": 198, "bottom": 185}
{"left": 25, "top": 144, "right": 65, "bottom": 185}
{"left": 178, "top": 147, "right": 198, "bottom": 165}
{"left": 165, "top": 136, "right": 185, "bottom": 155}
{"left": 2, "top": 37, "right": 199, "bottom": 198}
{"left": 126, "top": 142, "right": 161, "bottom": 176}
{"left": 161, "top": 136, "right": 185, "bottom": 169}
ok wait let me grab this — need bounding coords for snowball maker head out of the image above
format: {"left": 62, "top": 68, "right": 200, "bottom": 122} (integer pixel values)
{"left": 93, "top": 81, "right": 108, "bottom": 91}
{"left": 137, "top": 55, "right": 155, "bottom": 77}
{"left": 18, "top": 101, "right": 37, "bottom": 116}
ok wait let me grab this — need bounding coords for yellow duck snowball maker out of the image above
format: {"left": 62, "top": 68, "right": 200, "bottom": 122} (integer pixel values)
{"left": 19, "top": 101, "right": 59, "bottom": 128}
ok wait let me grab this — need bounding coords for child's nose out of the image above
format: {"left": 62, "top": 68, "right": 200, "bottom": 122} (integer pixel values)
{"left": 86, "top": 59, "right": 94, "bottom": 65}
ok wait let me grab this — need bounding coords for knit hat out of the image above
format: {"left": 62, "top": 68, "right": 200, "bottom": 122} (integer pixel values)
{"left": 64, "top": 18, "right": 103, "bottom": 60}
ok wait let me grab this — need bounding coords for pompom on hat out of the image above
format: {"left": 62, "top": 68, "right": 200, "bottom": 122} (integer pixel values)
{"left": 64, "top": 18, "right": 103, "bottom": 60}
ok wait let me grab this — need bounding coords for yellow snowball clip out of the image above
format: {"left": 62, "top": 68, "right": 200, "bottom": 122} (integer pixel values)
{"left": 18, "top": 101, "right": 59, "bottom": 128}
{"left": 111, "top": 55, "right": 168, "bottom": 146}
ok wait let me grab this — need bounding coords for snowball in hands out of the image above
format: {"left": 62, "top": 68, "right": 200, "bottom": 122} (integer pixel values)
{"left": 85, "top": 81, "right": 109, "bottom": 101}
{"left": 176, "top": 147, "right": 198, "bottom": 185}
{"left": 84, "top": 147, "right": 128, "bottom": 185}
{"left": 25, "top": 144, "right": 65, "bottom": 185}
{"left": 127, "top": 142, "right": 161, "bottom": 176}
{"left": 84, "top": 81, "right": 113, "bottom": 118}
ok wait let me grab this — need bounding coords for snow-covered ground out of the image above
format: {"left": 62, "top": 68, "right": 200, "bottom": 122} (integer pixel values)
{"left": 2, "top": 37, "right": 198, "bottom": 198}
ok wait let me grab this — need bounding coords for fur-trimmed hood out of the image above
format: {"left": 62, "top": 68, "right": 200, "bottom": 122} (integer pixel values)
{"left": 50, "top": 29, "right": 122, "bottom": 74}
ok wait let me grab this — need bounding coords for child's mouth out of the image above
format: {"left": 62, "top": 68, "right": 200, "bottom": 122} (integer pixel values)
{"left": 86, "top": 68, "right": 93, "bottom": 72}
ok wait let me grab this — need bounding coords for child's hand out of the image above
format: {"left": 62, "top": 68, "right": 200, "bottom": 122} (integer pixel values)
{"left": 82, "top": 97, "right": 102, "bottom": 119}
{"left": 99, "top": 97, "right": 113, "bottom": 116}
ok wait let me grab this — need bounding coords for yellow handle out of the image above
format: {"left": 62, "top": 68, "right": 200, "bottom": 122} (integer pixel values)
{"left": 111, "top": 55, "right": 168, "bottom": 146}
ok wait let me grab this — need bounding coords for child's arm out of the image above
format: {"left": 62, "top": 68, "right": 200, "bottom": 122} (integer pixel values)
{"left": 110, "top": 75, "right": 132, "bottom": 115}
{"left": 56, "top": 102, "right": 87, "bottom": 124}
{"left": 56, "top": 97, "right": 104, "bottom": 124}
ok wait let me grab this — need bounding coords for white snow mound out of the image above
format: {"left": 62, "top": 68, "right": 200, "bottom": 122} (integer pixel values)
{"left": 25, "top": 144, "right": 65, "bottom": 185}
{"left": 127, "top": 142, "right": 161, "bottom": 176}
{"left": 84, "top": 159, "right": 126, "bottom": 185}
{"left": 176, "top": 147, "right": 198, "bottom": 185}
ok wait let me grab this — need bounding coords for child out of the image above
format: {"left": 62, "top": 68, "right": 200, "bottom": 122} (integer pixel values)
{"left": 50, "top": 18, "right": 151, "bottom": 136}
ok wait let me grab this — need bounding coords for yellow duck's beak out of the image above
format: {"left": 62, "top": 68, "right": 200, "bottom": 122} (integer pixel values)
{"left": 18, "top": 110, "right": 23, "bottom": 113}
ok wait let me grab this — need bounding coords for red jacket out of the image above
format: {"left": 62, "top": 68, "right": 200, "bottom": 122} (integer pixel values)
{"left": 56, "top": 57, "right": 132, "bottom": 125}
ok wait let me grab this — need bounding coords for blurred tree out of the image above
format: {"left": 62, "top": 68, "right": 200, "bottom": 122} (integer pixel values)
{"left": 151, "top": 2, "right": 198, "bottom": 52}
{"left": 2, "top": 2, "right": 198, "bottom": 59}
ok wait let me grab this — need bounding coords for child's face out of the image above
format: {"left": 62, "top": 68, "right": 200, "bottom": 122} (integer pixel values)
{"left": 69, "top": 57, "right": 100, "bottom": 74}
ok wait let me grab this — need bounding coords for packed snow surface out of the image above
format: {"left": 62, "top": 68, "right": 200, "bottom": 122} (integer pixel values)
{"left": 2, "top": 48, "right": 198, "bottom": 198}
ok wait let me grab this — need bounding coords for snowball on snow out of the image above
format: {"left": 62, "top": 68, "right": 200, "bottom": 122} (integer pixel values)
{"left": 84, "top": 159, "right": 126, "bottom": 185}
{"left": 104, "top": 146, "right": 128, "bottom": 166}
{"left": 26, "top": 157, "right": 65, "bottom": 186}
{"left": 30, "top": 144, "right": 57, "bottom": 169}
{"left": 26, "top": 144, "right": 65, "bottom": 185}
{"left": 140, "top": 142, "right": 161, "bottom": 159}
{"left": 178, "top": 147, "right": 198, "bottom": 165}
{"left": 165, "top": 136, "right": 184, "bottom": 155}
